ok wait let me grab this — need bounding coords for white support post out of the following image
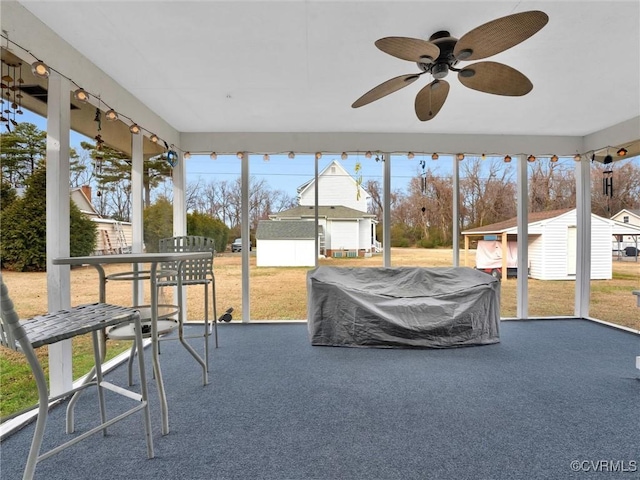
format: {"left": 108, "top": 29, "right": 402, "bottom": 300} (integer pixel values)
{"left": 314, "top": 154, "right": 319, "bottom": 267}
{"left": 45, "top": 72, "right": 72, "bottom": 396}
{"left": 516, "top": 155, "right": 529, "bottom": 319}
{"left": 241, "top": 152, "right": 250, "bottom": 323}
{"left": 172, "top": 151, "right": 188, "bottom": 319}
{"left": 383, "top": 152, "right": 391, "bottom": 267}
{"left": 452, "top": 156, "right": 460, "bottom": 266}
{"left": 131, "top": 133, "right": 144, "bottom": 306}
{"left": 575, "top": 156, "right": 591, "bottom": 317}
{"left": 172, "top": 151, "right": 187, "bottom": 236}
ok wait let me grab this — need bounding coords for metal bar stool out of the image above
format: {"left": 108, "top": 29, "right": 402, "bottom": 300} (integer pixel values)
{"left": 0, "top": 273, "right": 154, "bottom": 480}
{"left": 158, "top": 236, "right": 218, "bottom": 381}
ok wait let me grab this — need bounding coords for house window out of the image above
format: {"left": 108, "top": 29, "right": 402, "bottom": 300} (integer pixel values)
{"left": 331, "top": 166, "right": 336, "bottom": 174}
{"left": 623, "top": 216, "right": 629, "bottom": 223}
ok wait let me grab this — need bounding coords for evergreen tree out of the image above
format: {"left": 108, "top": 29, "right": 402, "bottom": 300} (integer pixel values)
{"left": 0, "top": 122, "right": 46, "bottom": 186}
{"left": 143, "top": 196, "right": 173, "bottom": 253}
{"left": 81, "top": 141, "right": 173, "bottom": 212}
{"left": 0, "top": 164, "right": 96, "bottom": 271}
{"left": 187, "top": 210, "right": 230, "bottom": 254}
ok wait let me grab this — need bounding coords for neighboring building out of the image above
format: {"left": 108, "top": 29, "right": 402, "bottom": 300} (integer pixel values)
{"left": 610, "top": 208, "right": 640, "bottom": 251}
{"left": 256, "top": 220, "right": 318, "bottom": 267}
{"left": 296, "top": 160, "right": 370, "bottom": 212}
{"left": 71, "top": 186, "right": 132, "bottom": 254}
{"left": 258, "top": 160, "right": 379, "bottom": 266}
{"left": 462, "top": 208, "right": 640, "bottom": 280}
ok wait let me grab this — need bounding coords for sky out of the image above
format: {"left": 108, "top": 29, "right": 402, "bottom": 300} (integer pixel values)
{"left": 19, "top": 107, "right": 640, "bottom": 201}
{"left": 19, "top": 107, "right": 454, "bottom": 196}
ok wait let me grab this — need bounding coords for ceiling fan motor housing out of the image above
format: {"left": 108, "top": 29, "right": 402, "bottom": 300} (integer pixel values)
{"left": 424, "top": 31, "right": 459, "bottom": 79}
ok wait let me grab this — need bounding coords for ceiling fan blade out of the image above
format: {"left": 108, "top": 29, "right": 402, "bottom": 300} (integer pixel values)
{"left": 453, "top": 10, "right": 548, "bottom": 61}
{"left": 458, "top": 61, "right": 533, "bottom": 96}
{"left": 352, "top": 74, "right": 421, "bottom": 108}
{"left": 414, "top": 80, "right": 450, "bottom": 121}
{"left": 375, "top": 37, "right": 440, "bottom": 63}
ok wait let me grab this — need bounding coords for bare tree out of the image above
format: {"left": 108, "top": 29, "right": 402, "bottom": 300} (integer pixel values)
{"left": 461, "top": 157, "right": 516, "bottom": 228}
{"left": 591, "top": 160, "right": 640, "bottom": 216}
{"left": 529, "top": 161, "right": 575, "bottom": 212}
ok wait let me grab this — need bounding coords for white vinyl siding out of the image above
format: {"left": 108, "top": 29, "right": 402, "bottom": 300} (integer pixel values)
{"left": 298, "top": 161, "right": 369, "bottom": 212}
{"left": 328, "top": 220, "right": 359, "bottom": 250}
{"left": 358, "top": 219, "right": 373, "bottom": 250}
{"left": 528, "top": 211, "right": 612, "bottom": 280}
{"left": 256, "top": 239, "right": 315, "bottom": 267}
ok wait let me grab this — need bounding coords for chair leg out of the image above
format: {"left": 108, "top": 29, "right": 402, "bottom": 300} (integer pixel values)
{"left": 22, "top": 354, "right": 50, "bottom": 480}
{"left": 212, "top": 277, "right": 218, "bottom": 348}
{"left": 132, "top": 316, "right": 155, "bottom": 459}
{"left": 204, "top": 284, "right": 209, "bottom": 373}
{"left": 91, "top": 331, "right": 108, "bottom": 436}
{"left": 127, "top": 340, "right": 137, "bottom": 386}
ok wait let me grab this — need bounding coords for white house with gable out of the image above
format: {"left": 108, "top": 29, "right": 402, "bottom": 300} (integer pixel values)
{"left": 256, "top": 160, "right": 379, "bottom": 266}
{"left": 610, "top": 209, "right": 640, "bottom": 253}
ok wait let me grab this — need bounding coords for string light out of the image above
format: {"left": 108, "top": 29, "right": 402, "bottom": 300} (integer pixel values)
{"left": 288, "top": 151, "right": 295, "bottom": 159}
{"left": 431, "top": 153, "right": 439, "bottom": 160}
{"left": 315, "top": 152, "right": 322, "bottom": 159}
{"left": 30, "top": 60, "right": 50, "bottom": 78}
{"left": 341, "top": 152, "right": 348, "bottom": 160}
{"left": 527, "top": 155, "right": 536, "bottom": 162}
{"left": 263, "top": 154, "right": 270, "bottom": 162}
{"left": 236, "top": 152, "right": 244, "bottom": 159}
{"left": 617, "top": 148, "right": 628, "bottom": 156}
{"left": 210, "top": 152, "right": 217, "bottom": 160}
{"left": 73, "top": 88, "right": 89, "bottom": 103}
{"left": 0, "top": 35, "right": 189, "bottom": 156}
{"left": 183, "top": 152, "right": 191, "bottom": 159}
{"left": 365, "top": 151, "right": 372, "bottom": 159}
{"left": 481, "top": 153, "right": 486, "bottom": 160}
{"left": 550, "top": 154, "right": 558, "bottom": 162}
{"left": 574, "top": 154, "right": 581, "bottom": 161}
{"left": 407, "top": 152, "right": 415, "bottom": 160}
{"left": 504, "top": 155, "right": 512, "bottom": 163}
{"left": 456, "top": 153, "right": 465, "bottom": 161}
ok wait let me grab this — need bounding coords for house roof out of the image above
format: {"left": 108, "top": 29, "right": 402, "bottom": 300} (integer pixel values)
{"left": 462, "top": 208, "right": 574, "bottom": 235}
{"left": 611, "top": 208, "right": 640, "bottom": 220}
{"left": 256, "top": 220, "right": 319, "bottom": 240}
{"left": 270, "top": 205, "right": 376, "bottom": 220}
{"left": 463, "top": 208, "right": 640, "bottom": 236}
{"left": 296, "top": 160, "right": 369, "bottom": 200}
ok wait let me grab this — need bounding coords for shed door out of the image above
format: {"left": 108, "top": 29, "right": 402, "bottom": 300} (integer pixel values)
{"left": 567, "top": 226, "right": 577, "bottom": 275}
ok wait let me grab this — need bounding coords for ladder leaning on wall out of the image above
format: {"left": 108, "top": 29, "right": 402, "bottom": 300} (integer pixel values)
{"left": 101, "top": 229, "right": 114, "bottom": 254}
{"left": 114, "top": 221, "right": 128, "bottom": 253}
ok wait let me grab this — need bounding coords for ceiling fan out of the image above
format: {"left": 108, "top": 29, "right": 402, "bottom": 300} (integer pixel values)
{"left": 352, "top": 10, "right": 549, "bottom": 121}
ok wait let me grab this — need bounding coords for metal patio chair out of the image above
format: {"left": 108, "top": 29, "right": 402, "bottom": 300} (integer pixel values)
{"left": 0, "top": 273, "right": 154, "bottom": 480}
{"left": 158, "top": 235, "right": 218, "bottom": 382}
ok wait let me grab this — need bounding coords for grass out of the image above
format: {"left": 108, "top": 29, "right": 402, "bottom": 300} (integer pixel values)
{"left": 1, "top": 248, "right": 638, "bottom": 418}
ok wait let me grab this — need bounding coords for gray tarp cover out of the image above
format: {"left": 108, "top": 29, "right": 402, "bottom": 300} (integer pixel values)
{"left": 307, "top": 266, "right": 500, "bottom": 348}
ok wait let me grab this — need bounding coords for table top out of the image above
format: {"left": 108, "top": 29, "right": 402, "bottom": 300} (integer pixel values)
{"left": 53, "top": 251, "right": 212, "bottom": 266}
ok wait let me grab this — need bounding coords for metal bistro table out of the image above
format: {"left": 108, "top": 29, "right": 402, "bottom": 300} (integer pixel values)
{"left": 53, "top": 252, "right": 213, "bottom": 435}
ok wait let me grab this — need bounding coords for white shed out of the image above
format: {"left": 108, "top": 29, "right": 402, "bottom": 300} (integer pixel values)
{"left": 463, "top": 208, "right": 639, "bottom": 280}
{"left": 256, "top": 220, "right": 318, "bottom": 267}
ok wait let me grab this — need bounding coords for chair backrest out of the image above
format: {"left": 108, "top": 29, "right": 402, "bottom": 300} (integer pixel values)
{"left": 158, "top": 236, "right": 215, "bottom": 282}
{"left": 0, "top": 272, "right": 29, "bottom": 354}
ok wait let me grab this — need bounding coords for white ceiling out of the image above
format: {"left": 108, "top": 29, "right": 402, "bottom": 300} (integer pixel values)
{"left": 11, "top": 0, "right": 640, "bottom": 141}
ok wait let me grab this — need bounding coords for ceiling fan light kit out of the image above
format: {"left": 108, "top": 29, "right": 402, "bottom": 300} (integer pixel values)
{"left": 352, "top": 10, "right": 549, "bottom": 121}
